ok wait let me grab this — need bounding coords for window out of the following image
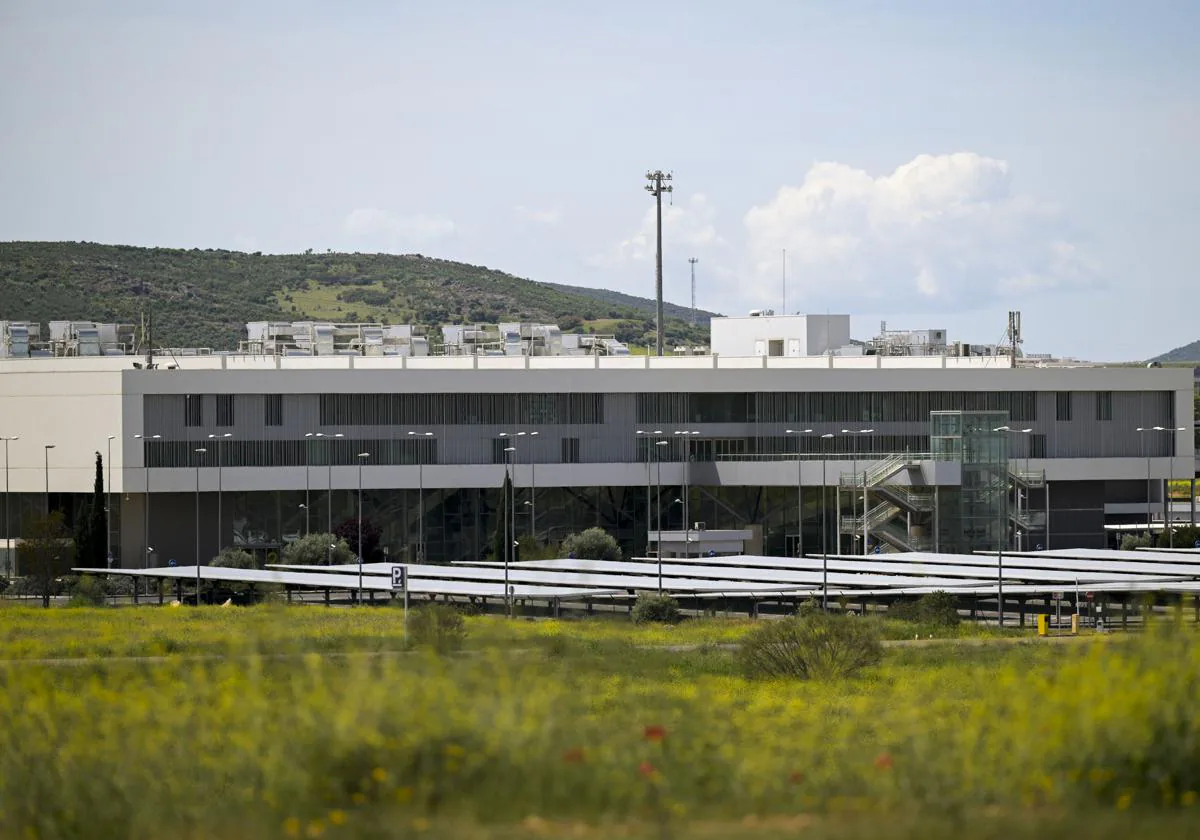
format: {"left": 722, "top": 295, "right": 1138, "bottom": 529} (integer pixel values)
{"left": 1055, "top": 392, "right": 1072, "bottom": 422}
{"left": 264, "top": 394, "right": 283, "bottom": 427}
{"left": 184, "top": 394, "right": 203, "bottom": 427}
{"left": 216, "top": 395, "right": 235, "bottom": 427}
{"left": 561, "top": 437, "right": 580, "bottom": 464}
{"left": 1030, "top": 434, "right": 1047, "bottom": 459}
{"left": 1096, "top": 391, "right": 1112, "bottom": 422}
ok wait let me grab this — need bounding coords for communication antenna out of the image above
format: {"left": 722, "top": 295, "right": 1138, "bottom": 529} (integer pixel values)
{"left": 1007, "top": 311, "right": 1022, "bottom": 366}
{"left": 688, "top": 257, "right": 698, "bottom": 326}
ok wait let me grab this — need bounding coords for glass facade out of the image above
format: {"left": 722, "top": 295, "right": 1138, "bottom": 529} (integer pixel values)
{"left": 931, "top": 411, "right": 1010, "bottom": 553}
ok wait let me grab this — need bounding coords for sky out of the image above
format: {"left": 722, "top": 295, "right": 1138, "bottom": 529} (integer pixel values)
{"left": 1, "top": 0, "right": 1197, "bottom": 361}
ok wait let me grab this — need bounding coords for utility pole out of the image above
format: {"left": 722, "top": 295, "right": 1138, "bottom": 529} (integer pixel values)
{"left": 688, "top": 257, "right": 698, "bottom": 327}
{"left": 645, "top": 170, "right": 673, "bottom": 356}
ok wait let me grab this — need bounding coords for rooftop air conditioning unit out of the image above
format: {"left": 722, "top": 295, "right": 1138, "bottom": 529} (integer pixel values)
{"left": 693, "top": 521, "right": 707, "bottom": 531}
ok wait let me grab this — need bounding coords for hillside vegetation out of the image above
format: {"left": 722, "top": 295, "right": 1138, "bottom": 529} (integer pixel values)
{"left": 1152, "top": 339, "right": 1200, "bottom": 364}
{"left": 0, "top": 242, "right": 710, "bottom": 351}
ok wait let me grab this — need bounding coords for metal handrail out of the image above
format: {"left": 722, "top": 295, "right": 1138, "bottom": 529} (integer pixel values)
{"left": 716, "top": 451, "right": 938, "bottom": 463}
{"left": 872, "top": 483, "right": 934, "bottom": 512}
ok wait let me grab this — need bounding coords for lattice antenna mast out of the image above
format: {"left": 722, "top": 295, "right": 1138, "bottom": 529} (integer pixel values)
{"left": 645, "top": 170, "right": 673, "bottom": 356}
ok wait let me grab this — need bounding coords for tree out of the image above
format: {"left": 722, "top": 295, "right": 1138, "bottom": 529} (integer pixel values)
{"left": 281, "top": 532, "right": 355, "bottom": 566}
{"left": 333, "top": 517, "right": 383, "bottom": 563}
{"left": 17, "top": 512, "right": 72, "bottom": 608}
{"left": 71, "top": 453, "right": 108, "bottom": 570}
{"left": 562, "top": 527, "right": 622, "bottom": 563}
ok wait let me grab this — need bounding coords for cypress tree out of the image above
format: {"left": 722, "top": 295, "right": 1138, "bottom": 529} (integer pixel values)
{"left": 89, "top": 452, "right": 108, "bottom": 566}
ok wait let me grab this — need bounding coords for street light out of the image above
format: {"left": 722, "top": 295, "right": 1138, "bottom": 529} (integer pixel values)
{"left": 841, "top": 428, "right": 874, "bottom": 555}
{"left": 993, "top": 426, "right": 1033, "bottom": 551}
{"left": 193, "top": 447, "right": 207, "bottom": 604}
{"left": 303, "top": 432, "right": 316, "bottom": 537}
{"left": 315, "top": 432, "right": 345, "bottom": 564}
{"left": 2, "top": 436, "right": 17, "bottom": 577}
{"left": 819, "top": 433, "right": 835, "bottom": 609}
{"left": 407, "top": 431, "right": 435, "bottom": 563}
{"left": 105, "top": 435, "right": 115, "bottom": 567}
{"left": 673, "top": 430, "right": 699, "bottom": 559}
{"left": 786, "top": 429, "right": 813, "bottom": 559}
{"left": 356, "top": 451, "right": 370, "bottom": 604}
{"left": 208, "top": 433, "right": 232, "bottom": 557}
{"left": 636, "top": 430, "right": 663, "bottom": 556}
{"left": 133, "top": 434, "right": 160, "bottom": 566}
{"left": 655, "top": 439, "right": 669, "bottom": 592}
{"left": 1137, "top": 426, "right": 1187, "bottom": 545}
{"left": 43, "top": 444, "right": 55, "bottom": 514}
{"left": 992, "top": 425, "right": 1032, "bottom": 627}
{"left": 502, "top": 444, "right": 517, "bottom": 617}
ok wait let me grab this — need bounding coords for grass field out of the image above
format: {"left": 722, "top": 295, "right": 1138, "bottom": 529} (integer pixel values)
{"left": 1, "top": 606, "right": 1197, "bottom": 839}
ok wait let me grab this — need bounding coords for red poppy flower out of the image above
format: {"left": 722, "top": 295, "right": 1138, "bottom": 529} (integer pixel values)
{"left": 643, "top": 725, "right": 667, "bottom": 743}
{"left": 562, "top": 747, "right": 586, "bottom": 764}
{"left": 874, "top": 753, "right": 894, "bottom": 770}
{"left": 639, "top": 761, "right": 657, "bottom": 779}
{"left": 789, "top": 771, "right": 805, "bottom": 784}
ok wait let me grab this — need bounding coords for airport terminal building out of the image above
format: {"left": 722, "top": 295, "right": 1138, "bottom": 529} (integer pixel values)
{"left": 0, "top": 315, "right": 1195, "bottom": 571}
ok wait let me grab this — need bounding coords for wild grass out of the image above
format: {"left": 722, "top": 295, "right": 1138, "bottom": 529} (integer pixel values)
{"left": 0, "top": 607, "right": 1196, "bottom": 838}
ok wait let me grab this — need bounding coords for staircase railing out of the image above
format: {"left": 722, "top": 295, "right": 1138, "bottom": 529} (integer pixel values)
{"left": 873, "top": 483, "right": 934, "bottom": 513}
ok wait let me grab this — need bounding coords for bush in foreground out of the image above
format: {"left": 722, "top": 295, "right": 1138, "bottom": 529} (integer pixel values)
{"left": 889, "top": 590, "right": 961, "bottom": 626}
{"left": 408, "top": 604, "right": 467, "bottom": 653}
{"left": 737, "top": 613, "right": 883, "bottom": 680}
{"left": 632, "top": 592, "right": 682, "bottom": 624}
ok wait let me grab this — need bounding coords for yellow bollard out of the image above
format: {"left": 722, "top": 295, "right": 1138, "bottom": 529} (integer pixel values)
{"left": 1071, "top": 614, "right": 1079, "bottom": 635}
{"left": 1037, "top": 614, "right": 1048, "bottom": 637}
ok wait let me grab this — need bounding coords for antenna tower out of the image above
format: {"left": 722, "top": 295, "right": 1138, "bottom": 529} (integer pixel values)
{"left": 645, "top": 170, "right": 673, "bottom": 356}
{"left": 1007, "top": 311, "right": 1022, "bottom": 366}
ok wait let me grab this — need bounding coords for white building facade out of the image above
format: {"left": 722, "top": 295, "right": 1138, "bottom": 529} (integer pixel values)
{"left": 0, "top": 351, "right": 1195, "bottom": 571}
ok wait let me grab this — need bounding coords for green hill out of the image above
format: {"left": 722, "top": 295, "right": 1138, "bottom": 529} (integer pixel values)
{"left": 540, "top": 282, "right": 721, "bottom": 326}
{"left": 0, "top": 241, "right": 711, "bottom": 351}
{"left": 1151, "top": 339, "right": 1200, "bottom": 364}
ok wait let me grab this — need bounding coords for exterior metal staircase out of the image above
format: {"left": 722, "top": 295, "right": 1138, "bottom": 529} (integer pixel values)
{"left": 838, "top": 452, "right": 936, "bottom": 553}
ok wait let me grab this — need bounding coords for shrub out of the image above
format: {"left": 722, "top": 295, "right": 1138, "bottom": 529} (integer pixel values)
{"left": 281, "top": 533, "right": 354, "bottom": 567}
{"left": 211, "top": 548, "right": 257, "bottom": 569}
{"left": 737, "top": 613, "right": 883, "bottom": 680}
{"left": 67, "top": 574, "right": 107, "bottom": 607}
{"left": 1120, "top": 533, "right": 1152, "bottom": 550}
{"left": 561, "top": 527, "right": 621, "bottom": 563}
{"left": 632, "top": 593, "right": 682, "bottom": 625}
{"left": 889, "top": 591, "right": 961, "bottom": 626}
{"left": 408, "top": 604, "right": 467, "bottom": 653}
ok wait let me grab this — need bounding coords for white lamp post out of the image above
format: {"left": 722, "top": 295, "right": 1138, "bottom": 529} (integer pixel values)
{"left": 356, "top": 451, "right": 370, "bottom": 604}
{"left": 407, "top": 431, "right": 435, "bottom": 563}
{"left": 1137, "top": 426, "right": 1187, "bottom": 545}
{"left": 841, "top": 428, "right": 874, "bottom": 555}
{"left": 819, "top": 432, "right": 835, "bottom": 608}
{"left": 133, "top": 434, "right": 160, "bottom": 566}
{"left": 207, "top": 433, "right": 232, "bottom": 557}
{"left": 43, "top": 444, "right": 55, "bottom": 514}
{"left": 502, "top": 443, "right": 517, "bottom": 617}
{"left": 193, "top": 446, "right": 207, "bottom": 603}
{"left": 105, "top": 435, "right": 115, "bottom": 567}
{"left": 316, "top": 432, "right": 344, "bottom": 563}
{"left": 786, "top": 429, "right": 813, "bottom": 559}
{"left": 655, "top": 439, "right": 669, "bottom": 592}
{"left": 2, "top": 435, "right": 18, "bottom": 576}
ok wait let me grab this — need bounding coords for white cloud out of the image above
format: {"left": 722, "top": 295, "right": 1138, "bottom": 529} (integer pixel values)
{"left": 342, "top": 208, "right": 455, "bottom": 249}
{"left": 513, "top": 205, "right": 562, "bottom": 225}
{"left": 742, "top": 153, "right": 1101, "bottom": 312}
{"left": 593, "top": 192, "right": 724, "bottom": 266}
